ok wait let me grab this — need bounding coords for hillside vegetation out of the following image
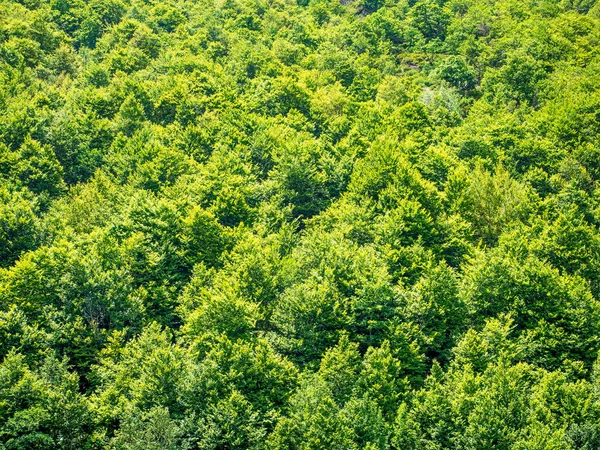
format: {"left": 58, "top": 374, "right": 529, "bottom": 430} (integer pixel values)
{"left": 1, "top": 0, "right": 600, "bottom": 448}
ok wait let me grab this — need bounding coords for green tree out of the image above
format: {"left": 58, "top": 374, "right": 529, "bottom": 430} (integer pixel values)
{"left": 0, "top": 187, "right": 38, "bottom": 268}
{"left": 0, "top": 352, "right": 91, "bottom": 449}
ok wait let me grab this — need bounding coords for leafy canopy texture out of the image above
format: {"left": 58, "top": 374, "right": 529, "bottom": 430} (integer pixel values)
{"left": 1, "top": 0, "right": 600, "bottom": 448}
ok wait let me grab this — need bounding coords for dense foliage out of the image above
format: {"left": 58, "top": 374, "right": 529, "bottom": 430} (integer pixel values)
{"left": 1, "top": 0, "right": 600, "bottom": 448}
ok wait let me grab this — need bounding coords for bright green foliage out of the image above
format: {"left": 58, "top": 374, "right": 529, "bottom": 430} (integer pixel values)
{"left": 109, "top": 406, "right": 181, "bottom": 450}
{"left": 318, "top": 333, "right": 362, "bottom": 404}
{"left": 0, "top": 352, "right": 91, "bottom": 449}
{"left": 461, "top": 249, "right": 600, "bottom": 370}
{"left": 357, "top": 340, "right": 406, "bottom": 419}
{"left": 1, "top": 0, "right": 600, "bottom": 446}
{"left": 399, "top": 356, "right": 600, "bottom": 450}
{"left": 0, "top": 188, "right": 39, "bottom": 268}
{"left": 448, "top": 163, "right": 532, "bottom": 245}
{"left": 270, "top": 229, "right": 397, "bottom": 364}
{"left": 399, "top": 262, "right": 465, "bottom": 363}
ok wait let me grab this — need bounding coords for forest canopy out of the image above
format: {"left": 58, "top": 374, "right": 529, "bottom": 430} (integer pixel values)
{"left": 1, "top": 0, "right": 600, "bottom": 448}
